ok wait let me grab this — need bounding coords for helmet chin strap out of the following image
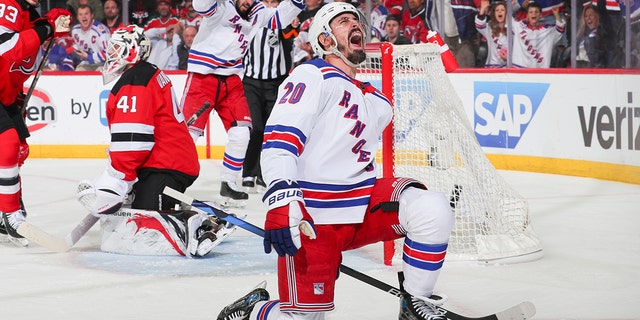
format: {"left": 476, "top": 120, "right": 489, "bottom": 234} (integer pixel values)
{"left": 324, "top": 34, "right": 360, "bottom": 69}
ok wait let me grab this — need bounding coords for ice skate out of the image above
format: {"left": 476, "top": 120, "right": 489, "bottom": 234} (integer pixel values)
{"left": 0, "top": 219, "right": 7, "bottom": 243}
{"left": 242, "top": 177, "right": 255, "bottom": 188}
{"left": 399, "top": 293, "right": 447, "bottom": 320}
{"left": 1, "top": 210, "right": 29, "bottom": 247}
{"left": 220, "top": 181, "right": 248, "bottom": 208}
{"left": 217, "top": 281, "right": 269, "bottom": 320}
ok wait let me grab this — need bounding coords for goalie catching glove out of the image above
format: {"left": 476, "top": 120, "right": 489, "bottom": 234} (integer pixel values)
{"left": 77, "top": 168, "right": 133, "bottom": 216}
{"left": 34, "top": 8, "right": 72, "bottom": 38}
{"left": 263, "top": 180, "right": 316, "bottom": 256}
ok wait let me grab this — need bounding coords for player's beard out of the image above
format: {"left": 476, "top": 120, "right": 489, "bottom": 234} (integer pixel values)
{"left": 338, "top": 43, "right": 366, "bottom": 65}
{"left": 236, "top": 2, "right": 251, "bottom": 20}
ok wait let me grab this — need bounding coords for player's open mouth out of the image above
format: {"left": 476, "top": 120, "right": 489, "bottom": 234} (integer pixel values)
{"left": 350, "top": 32, "right": 363, "bottom": 48}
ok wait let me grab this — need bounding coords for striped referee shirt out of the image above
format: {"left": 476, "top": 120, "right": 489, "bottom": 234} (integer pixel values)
{"left": 243, "top": 27, "right": 293, "bottom": 80}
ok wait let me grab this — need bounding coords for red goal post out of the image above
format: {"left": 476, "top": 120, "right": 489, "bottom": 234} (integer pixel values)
{"left": 358, "top": 42, "right": 543, "bottom": 265}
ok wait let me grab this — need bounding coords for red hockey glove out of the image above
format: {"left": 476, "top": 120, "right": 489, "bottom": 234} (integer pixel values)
{"left": 263, "top": 180, "right": 316, "bottom": 256}
{"left": 17, "top": 140, "right": 29, "bottom": 167}
{"left": 44, "top": 8, "right": 72, "bottom": 37}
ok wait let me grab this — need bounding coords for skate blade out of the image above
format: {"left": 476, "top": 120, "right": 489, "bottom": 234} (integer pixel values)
{"left": 219, "top": 197, "right": 247, "bottom": 209}
{"left": 8, "top": 235, "right": 29, "bottom": 247}
{"left": 243, "top": 185, "right": 266, "bottom": 194}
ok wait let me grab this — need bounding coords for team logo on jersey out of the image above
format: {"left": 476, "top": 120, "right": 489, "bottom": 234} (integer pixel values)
{"left": 10, "top": 57, "right": 37, "bottom": 74}
{"left": 22, "top": 87, "right": 58, "bottom": 133}
{"left": 473, "top": 81, "right": 549, "bottom": 148}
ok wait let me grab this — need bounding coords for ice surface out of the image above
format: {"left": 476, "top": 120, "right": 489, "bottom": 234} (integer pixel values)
{"left": 1, "top": 159, "right": 638, "bottom": 320}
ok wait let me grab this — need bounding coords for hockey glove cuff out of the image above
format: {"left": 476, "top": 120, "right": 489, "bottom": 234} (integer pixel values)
{"left": 77, "top": 169, "right": 132, "bottom": 216}
{"left": 262, "top": 180, "right": 316, "bottom": 256}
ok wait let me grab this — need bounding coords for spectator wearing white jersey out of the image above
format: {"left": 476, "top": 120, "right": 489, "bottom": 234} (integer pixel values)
{"left": 475, "top": 0, "right": 509, "bottom": 68}
{"left": 179, "top": 0, "right": 305, "bottom": 205}
{"left": 179, "top": 0, "right": 203, "bottom": 28}
{"left": 71, "top": 4, "right": 111, "bottom": 71}
{"left": 511, "top": 2, "right": 565, "bottom": 68}
{"left": 241, "top": 0, "right": 294, "bottom": 192}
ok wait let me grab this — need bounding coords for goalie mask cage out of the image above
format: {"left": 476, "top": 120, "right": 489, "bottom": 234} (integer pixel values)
{"left": 358, "top": 43, "right": 543, "bottom": 265}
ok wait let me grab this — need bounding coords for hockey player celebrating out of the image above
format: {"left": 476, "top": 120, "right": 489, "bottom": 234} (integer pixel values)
{"left": 179, "top": 0, "right": 304, "bottom": 206}
{"left": 77, "top": 25, "right": 231, "bottom": 257}
{"left": 216, "top": 2, "right": 455, "bottom": 320}
{"left": 0, "top": 0, "right": 71, "bottom": 246}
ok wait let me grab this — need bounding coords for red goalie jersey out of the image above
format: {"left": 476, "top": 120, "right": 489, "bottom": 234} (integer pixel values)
{"left": 105, "top": 61, "right": 199, "bottom": 182}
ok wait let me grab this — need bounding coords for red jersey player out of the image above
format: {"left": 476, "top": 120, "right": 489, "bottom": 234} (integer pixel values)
{"left": 0, "top": 0, "right": 71, "bottom": 246}
{"left": 77, "top": 25, "right": 232, "bottom": 257}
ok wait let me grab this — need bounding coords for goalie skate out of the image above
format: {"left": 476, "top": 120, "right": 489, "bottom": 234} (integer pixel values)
{"left": 217, "top": 281, "right": 269, "bottom": 320}
{"left": 187, "top": 212, "right": 242, "bottom": 257}
{"left": 220, "top": 181, "right": 248, "bottom": 208}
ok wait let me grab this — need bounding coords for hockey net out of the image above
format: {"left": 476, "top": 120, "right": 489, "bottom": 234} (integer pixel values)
{"left": 357, "top": 43, "right": 543, "bottom": 264}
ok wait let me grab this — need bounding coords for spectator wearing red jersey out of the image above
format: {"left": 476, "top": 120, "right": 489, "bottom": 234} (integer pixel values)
{"left": 145, "top": 0, "right": 182, "bottom": 69}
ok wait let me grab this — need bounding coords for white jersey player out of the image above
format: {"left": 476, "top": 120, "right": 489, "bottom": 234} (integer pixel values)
{"left": 216, "top": 3, "right": 455, "bottom": 320}
{"left": 511, "top": 2, "right": 565, "bottom": 68}
{"left": 180, "top": 0, "right": 305, "bottom": 204}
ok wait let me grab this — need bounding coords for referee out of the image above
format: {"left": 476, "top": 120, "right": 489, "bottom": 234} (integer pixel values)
{"left": 241, "top": 0, "right": 295, "bottom": 192}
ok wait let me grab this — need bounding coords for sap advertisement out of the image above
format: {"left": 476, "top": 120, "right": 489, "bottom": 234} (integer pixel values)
{"left": 23, "top": 70, "right": 639, "bottom": 182}
{"left": 447, "top": 72, "right": 639, "bottom": 167}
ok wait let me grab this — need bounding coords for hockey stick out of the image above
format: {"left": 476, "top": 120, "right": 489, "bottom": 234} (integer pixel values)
{"left": 24, "top": 38, "right": 55, "bottom": 107}
{"left": 16, "top": 222, "right": 68, "bottom": 251}
{"left": 162, "top": 187, "right": 536, "bottom": 320}
{"left": 186, "top": 102, "right": 211, "bottom": 126}
{"left": 16, "top": 214, "right": 99, "bottom": 253}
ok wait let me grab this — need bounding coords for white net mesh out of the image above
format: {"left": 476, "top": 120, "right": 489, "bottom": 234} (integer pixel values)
{"left": 358, "top": 43, "right": 542, "bottom": 263}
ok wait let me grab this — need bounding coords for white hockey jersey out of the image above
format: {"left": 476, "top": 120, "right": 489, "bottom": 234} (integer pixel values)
{"left": 475, "top": 16, "right": 508, "bottom": 68}
{"left": 71, "top": 20, "right": 111, "bottom": 64}
{"left": 188, "top": 0, "right": 303, "bottom": 76}
{"left": 511, "top": 17, "right": 565, "bottom": 68}
{"left": 261, "top": 59, "right": 393, "bottom": 225}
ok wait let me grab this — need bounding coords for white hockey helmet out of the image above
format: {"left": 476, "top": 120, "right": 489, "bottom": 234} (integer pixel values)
{"left": 102, "top": 25, "right": 151, "bottom": 84}
{"left": 308, "top": 2, "right": 369, "bottom": 61}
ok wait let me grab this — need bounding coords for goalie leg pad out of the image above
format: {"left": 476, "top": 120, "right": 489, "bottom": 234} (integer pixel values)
{"left": 100, "top": 209, "right": 188, "bottom": 256}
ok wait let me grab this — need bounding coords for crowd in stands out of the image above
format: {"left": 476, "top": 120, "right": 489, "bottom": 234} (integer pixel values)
{"left": 39, "top": 0, "right": 640, "bottom": 71}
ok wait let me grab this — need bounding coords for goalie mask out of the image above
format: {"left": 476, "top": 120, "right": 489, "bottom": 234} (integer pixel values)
{"left": 308, "top": 2, "right": 369, "bottom": 67}
{"left": 102, "top": 25, "right": 151, "bottom": 84}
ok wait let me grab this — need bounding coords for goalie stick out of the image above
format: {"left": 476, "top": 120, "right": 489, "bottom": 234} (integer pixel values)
{"left": 162, "top": 187, "right": 536, "bottom": 320}
{"left": 17, "top": 214, "right": 99, "bottom": 253}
